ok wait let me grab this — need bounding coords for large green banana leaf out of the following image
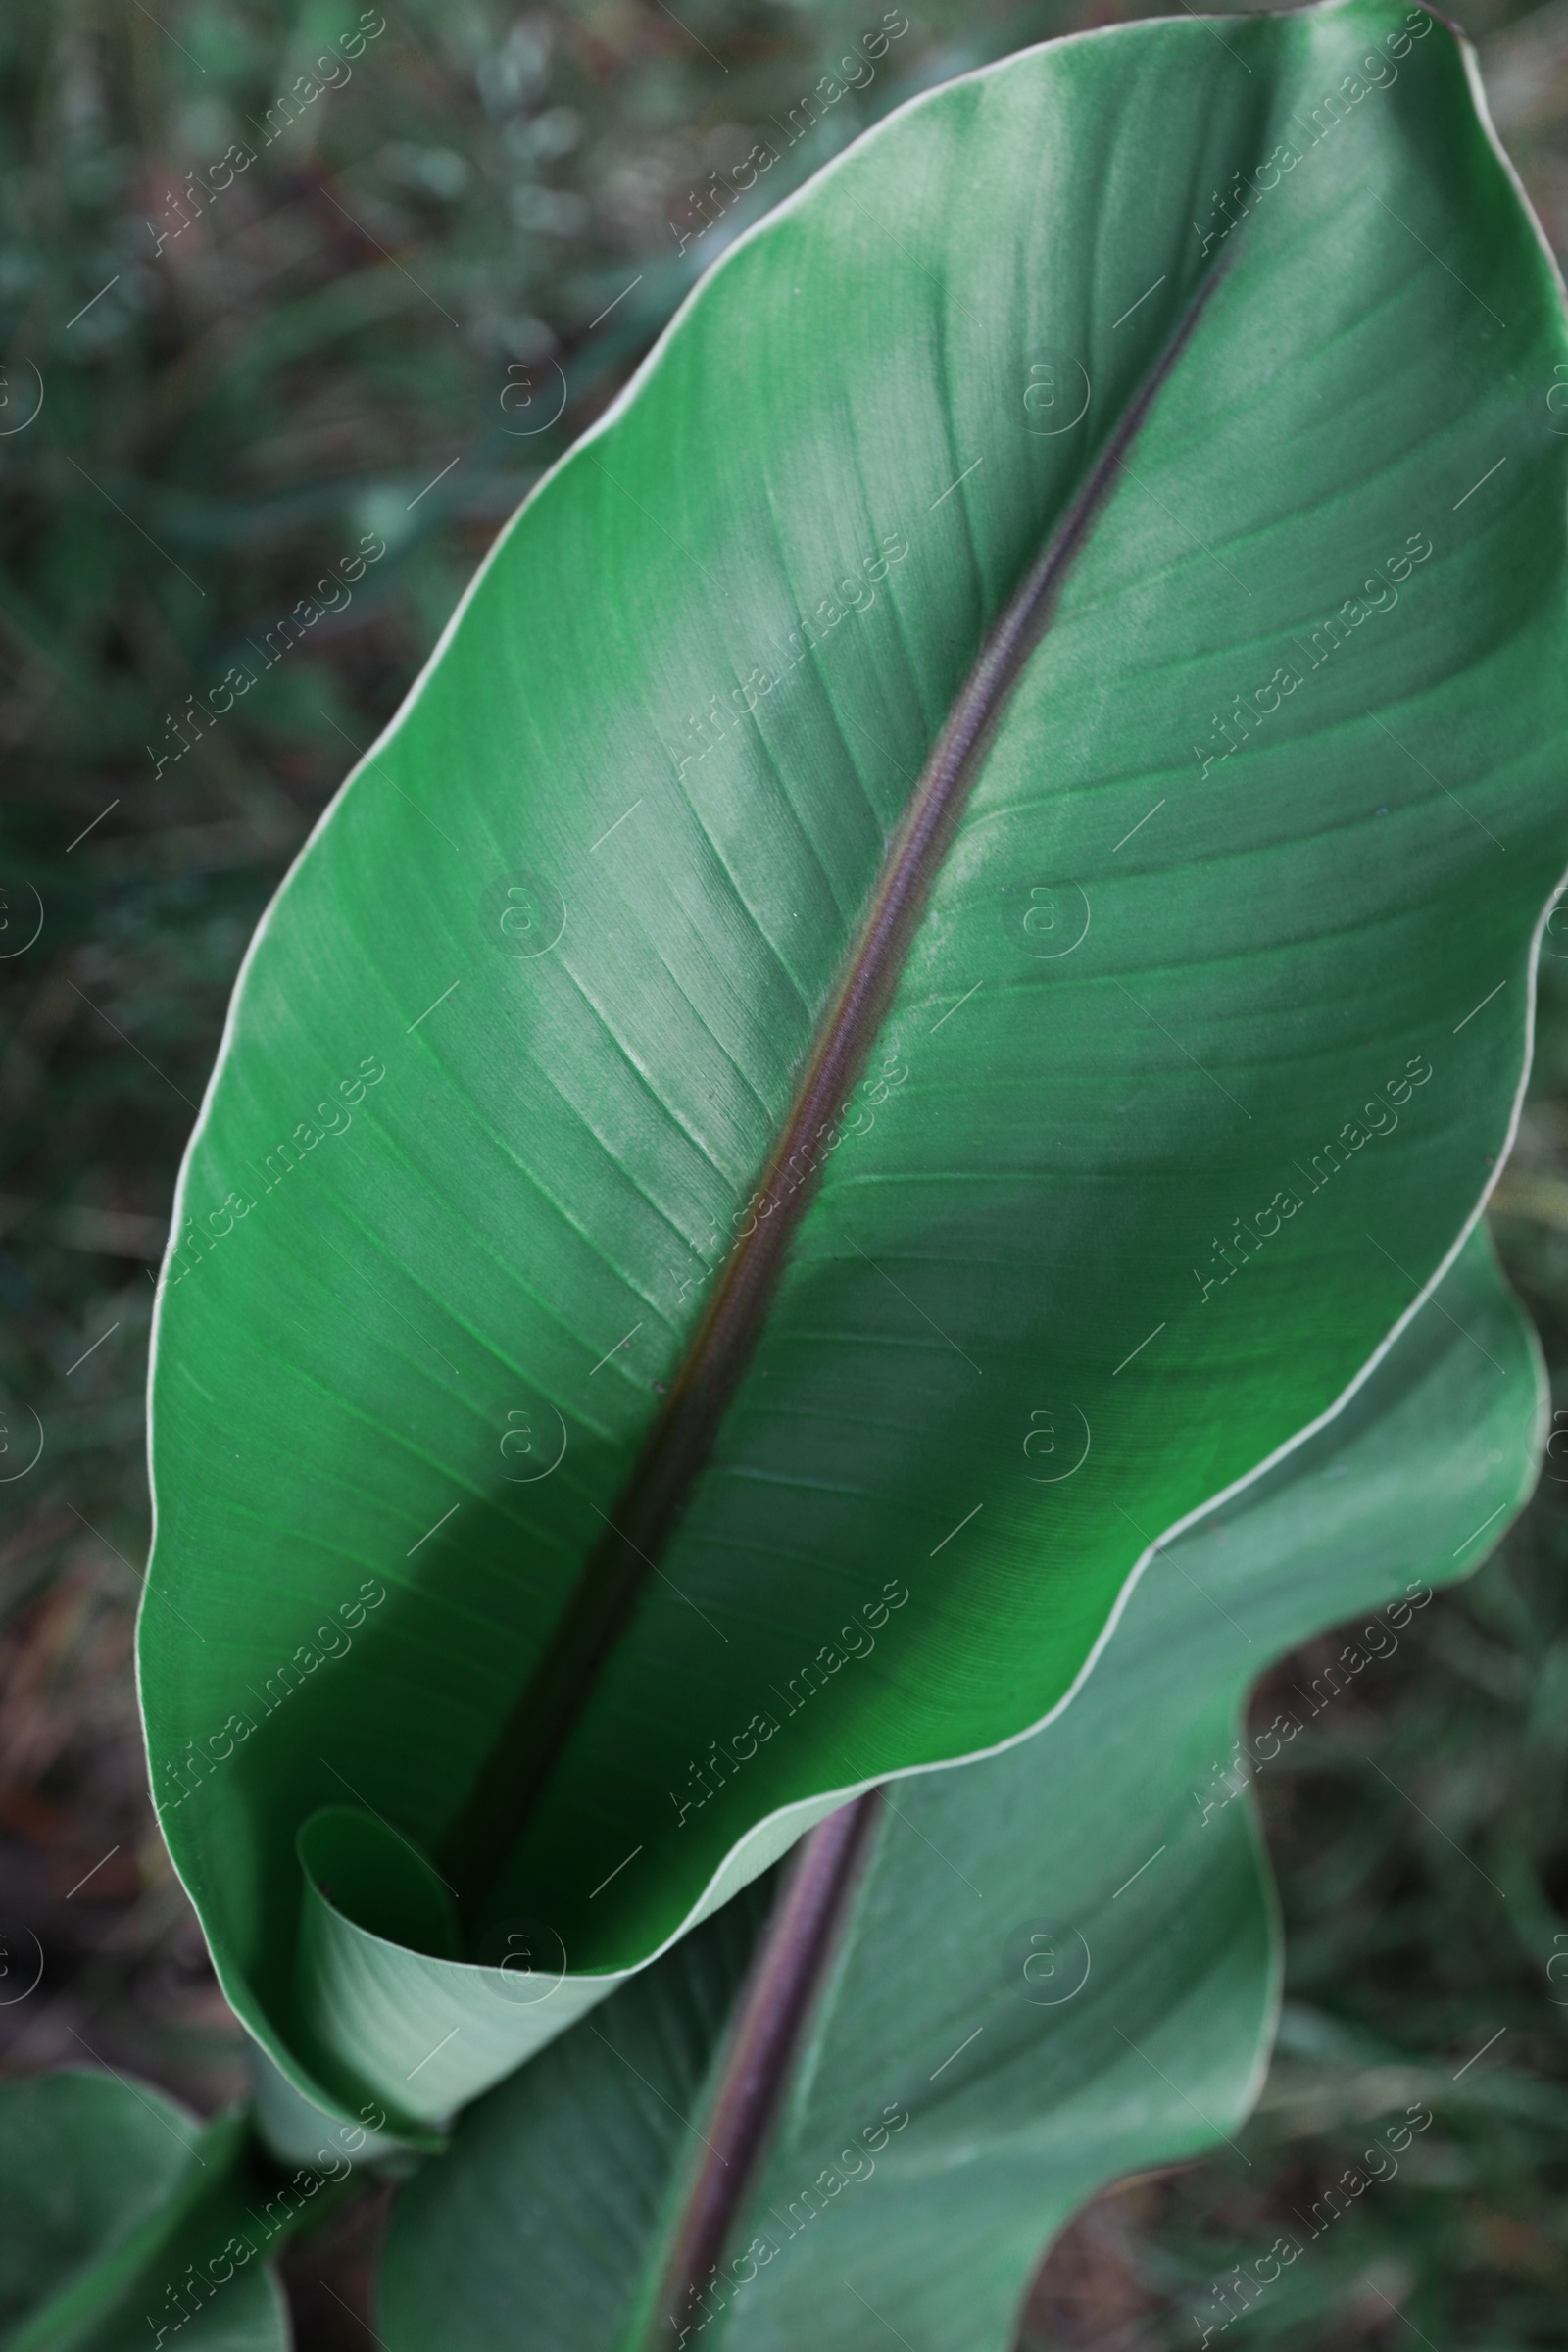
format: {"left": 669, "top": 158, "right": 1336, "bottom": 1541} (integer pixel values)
{"left": 140, "top": 0, "right": 1568, "bottom": 2143}
{"left": 0, "top": 2075, "right": 289, "bottom": 2352}
{"left": 375, "top": 1225, "right": 1544, "bottom": 2352}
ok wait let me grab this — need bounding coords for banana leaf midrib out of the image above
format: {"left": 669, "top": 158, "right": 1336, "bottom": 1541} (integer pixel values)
{"left": 641, "top": 1790, "right": 883, "bottom": 2350}
{"left": 437, "top": 259, "right": 1232, "bottom": 1917}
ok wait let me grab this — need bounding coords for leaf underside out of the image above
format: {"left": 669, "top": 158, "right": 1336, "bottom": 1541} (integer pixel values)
{"left": 0, "top": 2074, "right": 289, "bottom": 2352}
{"left": 375, "top": 1226, "right": 1544, "bottom": 2352}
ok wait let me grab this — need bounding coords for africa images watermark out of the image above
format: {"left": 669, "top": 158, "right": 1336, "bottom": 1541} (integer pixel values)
{"left": 667, "top": 1578, "right": 909, "bottom": 1827}
{"left": 668, "top": 1052, "right": 909, "bottom": 1310}
{"left": 147, "top": 533, "right": 387, "bottom": 779}
{"left": 1191, "top": 1053, "right": 1434, "bottom": 1304}
{"left": 144, "top": 2098, "right": 387, "bottom": 2346}
{"left": 1193, "top": 6, "right": 1435, "bottom": 254}
{"left": 668, "top": 11, "right": 911, "bottom": 256}
{"left": 1192, "top": 532, "right": 1434, "bottom": 781}
{"left": 666, "top": 530, "right": 910, "bottom": 778}
{"left": 672, "top": 2102, "right": 911, "bottom": 2343}
{"left": 1190, "top": 1579, "right": 1435, "bottom": 1829}
{"left": 156, "top": 1578, "right": 387, "bottom": 1817}
{"left": 145, "top": 10, "right": 388, "bottom": 258}
{"left": 1193, "top": 2103, "right": 1436, "bottom": 2344}
{"left": 162, "top": 1054, "right": 387, "bottom": 1292}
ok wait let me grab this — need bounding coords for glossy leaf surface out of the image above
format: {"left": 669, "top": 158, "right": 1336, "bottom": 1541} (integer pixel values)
{"left": 141, "top": 0, "right": 1568, "bottom": 2134}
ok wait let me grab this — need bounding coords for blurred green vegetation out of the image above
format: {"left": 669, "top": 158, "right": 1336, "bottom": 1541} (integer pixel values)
{"left": 0, "top": 0, "right": 1565, "bottom": 2344}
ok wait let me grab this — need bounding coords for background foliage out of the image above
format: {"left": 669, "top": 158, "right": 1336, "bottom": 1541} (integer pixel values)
{"left": 0, "top": 0, "right": 1565, "bottom": 2345}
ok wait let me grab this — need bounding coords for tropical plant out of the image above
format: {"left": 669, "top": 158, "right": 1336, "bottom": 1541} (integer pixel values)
{"left": 6, "top": 0, "right": 1568, "bottom": 2342}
